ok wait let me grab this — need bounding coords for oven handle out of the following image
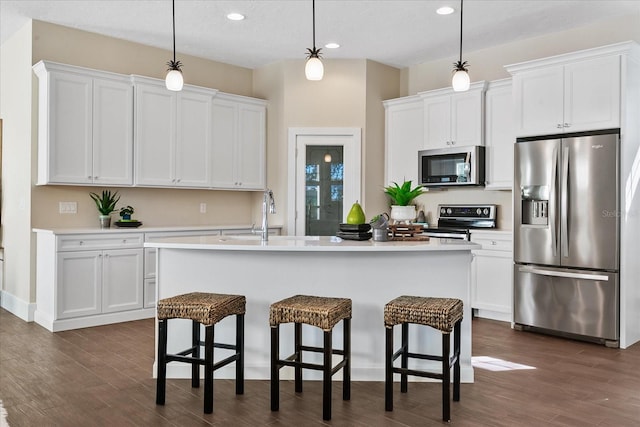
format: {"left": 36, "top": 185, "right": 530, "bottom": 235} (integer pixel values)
{"left": 422, "top": 232, "right": 468, "bottom": 240}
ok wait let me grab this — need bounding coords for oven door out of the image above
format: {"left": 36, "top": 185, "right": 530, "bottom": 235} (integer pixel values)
{"left": 422, "top": 228, "right": 469, "bottom": 240}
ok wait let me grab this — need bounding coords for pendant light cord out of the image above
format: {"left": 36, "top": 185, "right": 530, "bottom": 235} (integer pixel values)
{"left": 312, "top": 0, "right": 317, "bottom": 49}
{"left": 172, "top": 0, "right": 176, "bottom": 63}
{"left": 459, "top": 0, "right": 464, "bottom": 64}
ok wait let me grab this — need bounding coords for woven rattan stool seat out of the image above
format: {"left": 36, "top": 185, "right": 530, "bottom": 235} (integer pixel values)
{"left": 157, "top": 292, "right": 246, "bottom": 326}
{"left": 384, "top": 296, "right": 463, "bottom": 332}
{"left": 269, "top": 295, "right": 352, "bottom": 331}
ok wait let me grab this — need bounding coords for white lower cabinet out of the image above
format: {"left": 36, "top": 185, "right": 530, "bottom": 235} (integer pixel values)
{"left": 57, "top": 247, "right": 143, "bottom": 319}
{"left": 471, "top": 231, "right": 513, "bottom": 322}
{"left": 35, "top": 226, "right": 281, "bottom": 331}
{"left": 101, "top": 248, "right": 144, "bottom": 313}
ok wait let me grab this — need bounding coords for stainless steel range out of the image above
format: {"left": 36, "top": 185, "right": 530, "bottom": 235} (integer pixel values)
{"left": 422, "top": 204, "right": 497, "bottom": 240}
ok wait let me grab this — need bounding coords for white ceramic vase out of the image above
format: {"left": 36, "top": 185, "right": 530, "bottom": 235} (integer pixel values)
{"left": 390, "top": 205, "right": 416, "bottom": 224}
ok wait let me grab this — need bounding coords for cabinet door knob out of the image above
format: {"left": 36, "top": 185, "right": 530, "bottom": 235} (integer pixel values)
{"left": 446, "top": 141, "right": 451, "bottom": 145}
{"left": 491, "top": 240, "right": 497, "bottom": 245}
{"left": 564, "top": 123, "right": 571, "bottom": 128}
{"left": 79, "top": 241, "right": 84, "bottom": 245}
{"left": 557, "top": 124, "right": 563, "bottom": 129}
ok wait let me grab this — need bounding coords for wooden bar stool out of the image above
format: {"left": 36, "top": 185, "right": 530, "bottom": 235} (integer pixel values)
{"left": 384, "top": 296, "right": 463, "bottom": 422}
{"left": 270, "top": 294, "right": 352, "bottom": 421}
{"left": 156, "top": 292, "right": 245, "bottom": 414}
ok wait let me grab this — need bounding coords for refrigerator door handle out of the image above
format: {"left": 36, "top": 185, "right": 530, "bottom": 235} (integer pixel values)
{"left": 518, "top": 265, "right": 609, "bottom": 282}
{"left": 549, "top": 146, "right": 558, "bottom": 257}
{"left": 561, "top": 146, "right": 570, "bottom": 257}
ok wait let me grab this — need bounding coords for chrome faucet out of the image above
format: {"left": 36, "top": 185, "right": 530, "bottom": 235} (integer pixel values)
{"left": 257, "top": 189, "right": 276, "bottom": 242}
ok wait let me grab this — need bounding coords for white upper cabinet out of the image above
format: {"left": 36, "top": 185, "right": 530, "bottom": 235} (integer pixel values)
{"left": 421, "top": 82, "right": 486, "bottom": 149}
{"left": 133, "top": 79, "right": 176, "bottom": 186}
{"left": 34, "top": 61, "right": 133, "bottom": 186}
{"left": 133, "top": 77, "right": 215, "bottom": 188}
{"left": 175, "top": 90, "right": 213, "bottom": 187}
{"left": 383, "top": 95, "right": 424, "bottom": 185}
{"left": 508, "top": 52, "right": 621, "bottom": 137}
{"left": 484, "top": 79, "right": 515, "bottom": 190}
{"left": 211, "top": 93, "right": 267, "bottom": 190}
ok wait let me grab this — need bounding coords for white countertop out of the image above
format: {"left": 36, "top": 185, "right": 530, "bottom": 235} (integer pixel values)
{"left": 145, "top": 234, "right": 480, "bottom": 252}
{"left": 32, "top": 224, "right": 278, "bottom": 235}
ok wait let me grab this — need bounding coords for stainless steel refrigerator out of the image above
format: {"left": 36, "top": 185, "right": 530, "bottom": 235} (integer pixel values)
{"left": 513, "top": 130, "right": 620, "bottom": 347}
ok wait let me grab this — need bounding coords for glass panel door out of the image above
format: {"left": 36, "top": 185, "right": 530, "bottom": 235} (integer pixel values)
{"left": 305, "top": 145, "right": 344, "bottom": 236}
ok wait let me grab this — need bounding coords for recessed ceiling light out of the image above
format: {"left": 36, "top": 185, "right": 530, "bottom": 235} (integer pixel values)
{"left": 436, "top": 6, "right": 455, "bottom": 15}
{"left": 325, "top": 42, "right": 340, "bottom": 49}
{"left": 226, "top": 12, "right": 245, "bottom": 21}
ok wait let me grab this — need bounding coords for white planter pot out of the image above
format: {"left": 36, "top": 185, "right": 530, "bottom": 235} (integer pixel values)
{"left": 390, "top": 205, "right": 416, "bottom": 224}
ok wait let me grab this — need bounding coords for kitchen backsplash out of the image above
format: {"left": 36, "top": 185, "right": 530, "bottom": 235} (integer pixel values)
{"left": 414, "top": 188, "right": 512, "bottom": 230}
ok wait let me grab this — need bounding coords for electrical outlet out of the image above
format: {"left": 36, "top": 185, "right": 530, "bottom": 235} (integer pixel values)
{"left": 59, "top": 202, "right": 77, "bottom": 214}
{"left": 200, "top": 203, "right": 207, "bottom": 214}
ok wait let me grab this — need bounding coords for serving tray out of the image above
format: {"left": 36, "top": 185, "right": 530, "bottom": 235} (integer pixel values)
{"left": 114, "top": 220, "right": 143, "bottom": 228}
{"left": 339, "top": 223, "right": 372, "bottom": 232}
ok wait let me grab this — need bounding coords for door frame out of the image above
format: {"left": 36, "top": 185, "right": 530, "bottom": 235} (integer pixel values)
{"left": 287, "top": 127, "right": 361, "bottom": 235}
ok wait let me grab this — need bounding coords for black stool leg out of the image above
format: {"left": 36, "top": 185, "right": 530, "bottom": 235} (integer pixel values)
{"left": 192, "top": 320, "right": 200, "bottom": 388}
{"left": 384, "top": 325, "right": 393, "bottom": 412}
{"left": 295, "top": 322, "right": 303, "bottom": 393}
{"left": 442, "top": 331, "right": 451, "bottom": 422}
{"left": 236, "top": 314, "right": 245, "bottom": 395}
{"left": 323, "top": 330, "right": 332, "bottom": 421}
{"left": 156, "top": 319, "right": 168, "bottom": 406}
{"left": 270, "top": 325, "right": 280, "bottom": 412}
{"left": 343, "top": 318, "right": 351, "bottom": 401}
{"left": 204, "top": 325, "right": 214, "bottom": 414}
{"left": 453, "top": 319, "right": 461, "bottom": 402}
{"left": 400, "top": 323, "right": 408, "bottom": 393}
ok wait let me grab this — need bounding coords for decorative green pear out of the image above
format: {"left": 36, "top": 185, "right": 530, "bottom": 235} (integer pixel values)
{"left": 346, "top": 201, "right": 366, "bottom": 224}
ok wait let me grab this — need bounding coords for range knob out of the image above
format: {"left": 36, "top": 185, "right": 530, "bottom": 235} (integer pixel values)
{"left": 476, "top": 208, "right": 482, "bottom": 215}
{"left": 446, "top": 208, "right": 452, "bottom": 215}
{"left": 440, "top": 207, "right": 446, "bottom": 214}
{"left": 483, "top": 208, "right": 489, "bottom": 215}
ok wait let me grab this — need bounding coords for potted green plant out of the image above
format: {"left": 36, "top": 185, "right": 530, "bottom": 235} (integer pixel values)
{"left": 119, "top": 205, "right": 135, "bottom": 221}
{"left": 383, "top": 180, "right": 424, "bottom": 223}
{"left": 89, "top": 190, "right": 120, "bottom": 228}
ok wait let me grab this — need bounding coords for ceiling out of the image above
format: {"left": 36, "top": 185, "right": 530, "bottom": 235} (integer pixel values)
{"left": 1, "top": 1, "right": 639, "bottom": 70}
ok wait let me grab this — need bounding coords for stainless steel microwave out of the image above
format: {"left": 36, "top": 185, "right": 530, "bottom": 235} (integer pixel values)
{"left": 418, "top": 145, "right": 486, "bottom": 187}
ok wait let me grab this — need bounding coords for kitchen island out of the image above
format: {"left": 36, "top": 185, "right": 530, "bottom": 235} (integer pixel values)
{"left": 146, "top": 235, "right": 480, "bottom": 383}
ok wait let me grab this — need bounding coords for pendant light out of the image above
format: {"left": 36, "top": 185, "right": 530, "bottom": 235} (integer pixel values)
{"left": 165, "top": 0, "right": 184, "bottom": 91}
{"left": 452, "top": 0, "right": 470, "bottom": 92}
{"left": 305, "top": 0, "right": 324, "bottom": 81}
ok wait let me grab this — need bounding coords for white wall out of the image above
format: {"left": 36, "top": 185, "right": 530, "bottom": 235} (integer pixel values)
{"left": 0, "top": 21, "right": 36, "bottom": 318}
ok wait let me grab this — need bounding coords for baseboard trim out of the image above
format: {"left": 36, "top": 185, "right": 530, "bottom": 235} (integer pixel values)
{"left": 0, "top": 290, "right": 36, "bottom": 322}
{"left": 34, "top": 308, "right": 156, "bottom": 332}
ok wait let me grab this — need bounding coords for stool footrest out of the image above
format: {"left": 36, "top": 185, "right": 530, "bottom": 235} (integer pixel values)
{"left": 213, "top": 353, "right": 241, "bottom": 371}
{"left": 279, "top": 352, "right": 347, "bottom": 375}
{"left": 392, "top": 366, "right": 444, "bottom": 381}
{"left": 300, "top": 344, "right": 345, "bottom": 356}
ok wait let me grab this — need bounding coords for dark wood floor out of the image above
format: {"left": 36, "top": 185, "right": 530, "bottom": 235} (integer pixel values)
{"left": 1, "top": 308, "right": 639, "bottom": 426}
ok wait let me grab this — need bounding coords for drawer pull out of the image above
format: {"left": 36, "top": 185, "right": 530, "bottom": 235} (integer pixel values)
{"left": 491, "top": 240, "right": 497, "bottom": 245}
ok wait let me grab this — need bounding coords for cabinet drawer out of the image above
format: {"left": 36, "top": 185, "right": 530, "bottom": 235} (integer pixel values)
{"left": 57, "top": 233, "right": 144, "bottom": 251}
{"left": 471, "top": 236, "right": 512, "bottom": 252}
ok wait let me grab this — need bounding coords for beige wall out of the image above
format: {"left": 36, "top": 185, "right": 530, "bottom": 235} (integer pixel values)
{"left": 254, "top": 59, "right": 374, "bottom": 232}
{"left": 364, "top": 60, "right": 401, "bottom": 218}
